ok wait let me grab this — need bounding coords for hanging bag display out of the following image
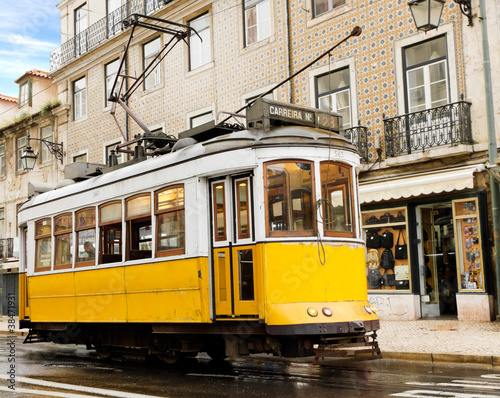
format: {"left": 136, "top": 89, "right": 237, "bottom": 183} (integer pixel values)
{"left": 366, "top": 232, "right": 381, "bottom": 248}
{"left": 368, "top": 268, "right": 382, "bottom": 289}
{"left": 380, "top": 248, "right": 395, "bottom": 269}
{"left": 394, "top": 230, "right": 408, "bottom": 260}
{"left": 380, "top": 230, "right": 394, "bottom": 248}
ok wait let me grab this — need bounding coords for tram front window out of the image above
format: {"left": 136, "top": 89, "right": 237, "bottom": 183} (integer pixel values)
{"left": 99, "top": 202, "right": 122, "bottom": 264}
{"left": 265, "top": 161, "right": 314, "bottom": 236}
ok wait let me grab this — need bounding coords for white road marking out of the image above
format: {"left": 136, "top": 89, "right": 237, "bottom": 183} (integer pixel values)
{"left": 407, "top": 381, "right": 500, "bottom": 391}
{"left": 391, "top": 390, "right": 500, "bottom": 397}
{"left": 482, "top": 376, "right": 500, "bottom": 380}
{"left": 0, "top": 386, "right": 112, "bottom": 398}
{"left": 0, "top": 374, "right": 168, "bottom": 398}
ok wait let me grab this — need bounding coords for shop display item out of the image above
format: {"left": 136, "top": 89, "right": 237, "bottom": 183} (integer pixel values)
{"left": 380, "top": 248, "right": 395, "bottom": 269}
{"left": 366, "top": 233, "right": 381, "bottom": 248}
{"left": 394, "top": 230, "right": 407, "bottom": 259}
{"left": 380, "top": 230, "right": 394, "bottom": 248}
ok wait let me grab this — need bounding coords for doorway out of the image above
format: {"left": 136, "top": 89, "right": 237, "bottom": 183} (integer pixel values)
{"left": 419, "top": 203, "right": 458, "bottom": 317}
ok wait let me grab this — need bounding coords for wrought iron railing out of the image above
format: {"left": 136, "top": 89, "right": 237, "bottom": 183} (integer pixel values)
{"left": 0, "top": 238, "right": 14, "bottom": 261}
{"left": 343, "top": 125, "right": 369, "bottom": 162}
{"left": 384, "top": 101, "right": 472, "bottom": 157}
{"left": 50, "top": 0, "right": 172, "bottom": 71}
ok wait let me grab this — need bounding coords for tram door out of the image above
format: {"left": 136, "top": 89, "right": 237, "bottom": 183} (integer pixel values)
{"left": 211, "top": 175, "right": 258, "bottom": 318}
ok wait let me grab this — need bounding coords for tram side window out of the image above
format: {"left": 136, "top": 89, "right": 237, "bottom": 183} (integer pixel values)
{"left": 54, "top": 213, "right": 73, "bottom": 270}
{"left": 35, "top": 219, "right": 52, "bottom": 272}
{"left": 320, "top": 162, "right": 355, "bottom": 237}
{"left": 155, "top": 185, "right": 185, "bottom": 257}
{"left": 265, "top": 161, "right": 314, "bottom": 236}
{"left": 213, "top": 182, "right": 226, "bottom": 241}
{"left": 76, "top": 208, "right": 96, "bottom": 267}
{"left": 126, "top": 194, "right": 152, "bottom": 260}
{"left": 99, "top": 201, "right": 122, "bottom": 264}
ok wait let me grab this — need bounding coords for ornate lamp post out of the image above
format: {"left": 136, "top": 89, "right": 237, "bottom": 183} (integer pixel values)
{"left": 21, "top": 133, "right": 64, "bottom": 171}
{"left": 407, "top": 0, "right": 445, "bottom": 31}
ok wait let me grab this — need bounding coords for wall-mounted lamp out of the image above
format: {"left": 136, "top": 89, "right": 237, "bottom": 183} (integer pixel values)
{"left": 408, "top": 0, "right": 472, "bottom": 32}
{"left": 21, "top": 133, "right": 64, "bottom": 171}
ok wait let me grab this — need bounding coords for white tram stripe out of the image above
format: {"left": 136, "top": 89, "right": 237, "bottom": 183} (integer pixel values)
{"left": 391, "top": 390, "right": 500, "bottom": 397}
{"left": 0, "top": 375, "right": 168, "bottom": 398}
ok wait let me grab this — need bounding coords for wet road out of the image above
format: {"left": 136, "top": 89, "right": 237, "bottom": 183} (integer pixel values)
{"left": 1, "top": 335, "right": 500, "bottom": 397}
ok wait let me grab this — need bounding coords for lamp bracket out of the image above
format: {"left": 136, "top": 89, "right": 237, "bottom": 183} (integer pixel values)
{"left": 27, "top": 133, "right": 64, "bottom": 163}
{"left": 454, "top": 0, "right": 473, "bottom": 26}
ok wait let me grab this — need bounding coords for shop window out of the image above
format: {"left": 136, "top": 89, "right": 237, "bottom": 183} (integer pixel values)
{"left": 155, "top": 185, "right": 185, "bottom": 256}
{"left": 265, "top": 161, "right": 314, "bottom": 236}
{"left": 188, "top": 13, "right": 211, "bottom": 70}
{"left": 76, "top": 207, "right": 96, "bottom": 267}
{"left": 143, "top": 37, "right": 161, "bottom": 90}
{"left": 362, "top": 208, "right": 409, "bottom": 291}
{"left": 99, "top": 201, "right": 122, "bottom": 264}
{"left": 126, "top": 194, "right": 152, "bottom": 260}
{"left": 313, "top": 0, "right": 345, "bottom": 17}
{"left": 35, "top": 219, "right": 52, "bottom": 272}
{"left": 315, "top": 68, "right": 351, "bottom": 129}
{"left": 54, "top": 213, "right": 73, "bottom": 269}
{"left": 235, "top": 178, "right": 251, "bottom": 240}
{"left": 320, "top": 162, "right": 354, "bottom": 237}
{"left": 244, "top": 0, "right": 271, "bottom": 46}
{"left": 213, "top": 182, "right": 227, "bottom": 241}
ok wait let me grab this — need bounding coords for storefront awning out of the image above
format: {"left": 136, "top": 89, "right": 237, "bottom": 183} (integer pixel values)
{"left": 359, "top": 165, "right": 482, "bottom": 204}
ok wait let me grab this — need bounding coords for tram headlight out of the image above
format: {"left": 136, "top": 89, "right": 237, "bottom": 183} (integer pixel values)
{"left": 370, "top": 305, "right": 377, "bottom": 314}
{"left": 307, "top": 307, "right": 318, "bottom": 317}
{"left": 322, "top": 307, "right": 333, "bottom": 317}
{"left": 364, "top": 305, "right": 372, "bottom": 314}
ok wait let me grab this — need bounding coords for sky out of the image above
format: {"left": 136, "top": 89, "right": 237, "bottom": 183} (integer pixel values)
{"left": 0, "top": 1, "right": 60, "bottom": 99}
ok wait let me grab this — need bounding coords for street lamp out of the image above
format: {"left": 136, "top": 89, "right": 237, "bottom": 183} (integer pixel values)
{"left": 21, "top": 133, "right": 64, "bottom": 171}
{"left": 407, "top": 0, "right": 473, "bottom": 31}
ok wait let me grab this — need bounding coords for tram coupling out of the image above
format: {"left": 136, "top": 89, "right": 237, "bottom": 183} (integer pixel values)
{"left": 313, "top": 332, "right": 382, "bottom": 364}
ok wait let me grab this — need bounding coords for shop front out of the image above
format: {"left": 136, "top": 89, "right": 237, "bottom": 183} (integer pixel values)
{"left": 359, "top": 165, "right": 495, "bottom": 321}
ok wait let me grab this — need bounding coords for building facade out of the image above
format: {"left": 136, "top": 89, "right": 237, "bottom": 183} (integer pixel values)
{"left": 47, "top": 0, "right": 500, "bottom": 320}
{"left": 0, "top": 71, "right": 63, "bottom": 314}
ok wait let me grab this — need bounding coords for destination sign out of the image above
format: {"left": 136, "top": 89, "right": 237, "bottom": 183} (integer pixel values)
{"left": 269, "top": 105, "right": 315, "bottom": 125}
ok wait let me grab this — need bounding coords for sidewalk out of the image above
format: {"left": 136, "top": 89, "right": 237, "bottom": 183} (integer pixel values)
{"left": 2, "top": 316, "right": 500, "bottom": 366}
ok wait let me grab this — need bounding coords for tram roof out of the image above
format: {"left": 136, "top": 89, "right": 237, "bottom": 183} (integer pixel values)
{"left": 19, "top": 124, "right": 356, "bottom": 214}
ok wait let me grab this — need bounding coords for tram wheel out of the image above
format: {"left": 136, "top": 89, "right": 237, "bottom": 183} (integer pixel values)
{"left": 158, "top": 351, "right": 182, "bottom": 364}
{"left": 95, "top": 346, "right": 112, "bottom": 360}
{"left": 206, "top": 339, "right": 227, "bottom": 361}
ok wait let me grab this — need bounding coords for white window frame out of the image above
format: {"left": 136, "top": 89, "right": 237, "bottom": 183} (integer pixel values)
{"left": 189, "top": 13, "right": 211, "bottom": 70}
{"left": 105, "top": 59, "right": 120, "bottom": 107}
{"left": 40, "top": 125, "right": 53, "bottom": 163}
{"left": 143, "top": 37, "right": 162, "bottom": 90}
{"left": 190, "top": 112, "right": 213, "bottom": 128}
{"left": 107, "top": 0, "right": 122, "bottom": 37}
{"left": 0, "top": 143, "right": 5, "bottom": 176}
{"left": 73, "top": 77, "right": 87, "bottom": 120}
{"left": 312, "top": 0, "right": 346, "bottom": 18}
{"left": 244, "top": 0, "right": 271, "bottom": 47}
{"left": 0, "top": 208, "right": 4, "bottom": 239}
{"left": 73, "top": 153, "right": 87, "bottom": 163}
{"left": 17, "top": 135, "right": 27, "bottom": 171}
{"left": 105, "top": 142, "right": 123, "bottom": 164}
{"left": 19, "top": 82, "right": 29, "bottom": 107}
{"left": 75, "top": 3, "right": 88, "bottom": 54}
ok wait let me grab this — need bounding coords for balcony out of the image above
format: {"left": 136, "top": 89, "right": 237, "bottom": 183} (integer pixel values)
{"left": 384, "top": 101, "right": 472, "bottom": 158}
{"left": 50, "top": 0, "right": 172, "bottom": 71}
{"left": 343, "top": 125, "right": 369, "bottom": 162}
{"left": 0, "top": 238, "right": 14, "bottom": 261}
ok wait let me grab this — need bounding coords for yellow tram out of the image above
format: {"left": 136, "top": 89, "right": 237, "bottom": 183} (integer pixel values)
{"left": 18, "top": 99, "right": 379, "bottom": 362}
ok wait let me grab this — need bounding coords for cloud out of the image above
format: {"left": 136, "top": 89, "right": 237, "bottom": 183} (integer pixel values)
{"left": 1, "top": 34, "right": 58, "bottom": 54}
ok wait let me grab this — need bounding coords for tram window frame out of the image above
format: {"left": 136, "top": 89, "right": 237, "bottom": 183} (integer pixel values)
{"left": 99, "top": 201, "right": 123, "bottom": 264}
{"left": 264, "top": 160, "right": 316, "bottom": 237}
{"left": 75, "top": 207, "right": 96, "bottom": 268}
{"left": 320, "top": 161, "right": 355, "bottom": 238}
{"left": 213, "top": 182, "right": 227, "bottom": 242}
{"left": 126, "top": 193, "right": 152, "bottom": 261}
{"left": 35, "top": 218, "right": 52, "bottom": 272}
{"left": 155, "top": 185, "right": 185, "bottom": 257}
{"left": 235, "top": 178, "right": 251, "bottom": 240}
{"left": 54, "top": 213, "right": 73, "bottom": 270}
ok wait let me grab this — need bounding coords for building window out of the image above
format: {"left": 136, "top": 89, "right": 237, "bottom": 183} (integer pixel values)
{"left": 190, "top": 112, "right": 213, "bottom": 128}
{"left": 244, "top": 0, "right": 271, "bottom": 46}
{"left": 35, "top": 219, "right": 52, "bottom": 271}
{"left": 76, "top": 207, "right": 96, "bottom": 267}
{"left": 0, "top": 208, "right": 4, "bottom": 239}
{"left": 73, "top": 153, "right": 87, "bottom": 163}
{"left": 75, "top": 3, "right": 88, "bottom": 54}
{"left": 189, "top": 13, "right": 211, "bottom": 70}
{"left": 404, "top": 36, "right": 449, "bottom": 113}
{"left": 143, "top": 38, "right": 161, "bottom": 90}
{"left": 155, "top": 185, "right": 185, "bottom": 256}
{"left": 73, "top": 77, "right": 86, "bottom": 120}
{"left": 313, "top": 0, "right": 345, "bottom": 17}
{"left": 0, "top": 144, "right": 5, "bottom": 176}
{"left": 99, "top": 201, "right": 122, "bottom": 264}
{"left": 316, "top": 68, "right": 351, "bottom": 129}
{"left": 54, "top": 213, "right": 73, "bottom": 270}
{"left": 19, "top": 82, "right": 31, "bottom": 107}
{"left": 40, "top": 125, "right": 53, "bottom": 163}
{"left": 17, "top": 135, "right": 27, "bottom": 171}
{"left": 320, "top": 162, "right": 354, "bottom": 237}
{"left": 126, "top": 194, "right": 152, "bottom": 260}
{"left": 265, "top": 161, "right": 314, "bottom": 236}
{"left": 105, "top": 59, "right": 119, "bottom": 107}
{"left": 105, "top": 142, "right": 123, "bottom": 164}
{"left": 107, "top": 0, "right": 122, "bottom": 37}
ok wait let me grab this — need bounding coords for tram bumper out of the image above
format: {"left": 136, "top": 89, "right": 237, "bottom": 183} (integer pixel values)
{"left": 265, "top": 319, "right": 379, "bottom": 336}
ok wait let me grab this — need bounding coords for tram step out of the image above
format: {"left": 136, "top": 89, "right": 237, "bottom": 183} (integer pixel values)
{"left": 23, "top": 330, "right": 47, "bottom": 344}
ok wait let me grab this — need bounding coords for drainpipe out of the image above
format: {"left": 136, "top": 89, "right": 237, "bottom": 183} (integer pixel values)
{"left": 479, "top": 0, "right": 500, "bottom": 321}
